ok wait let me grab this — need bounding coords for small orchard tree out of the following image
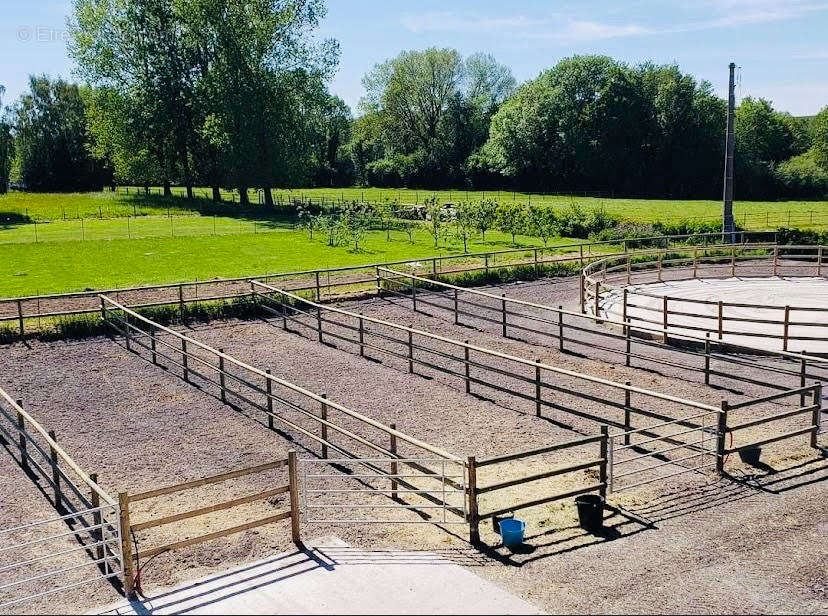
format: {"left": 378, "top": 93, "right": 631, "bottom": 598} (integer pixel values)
{"left": 473, "top": 198, "right": 498, "bottom": 241}
{"left": 527, "top": 204, "right": 557, "bottom": 246}
{"left": 298, "top": 204, "right": 318, "bottom": 239}
{"left": 496, "top": 202, "right": 528, "bottom": 245}
{"left": 318, "top": 214, "right": 341, "bottom": 246}
{"left": 424, "top": 196, "right": 445, "bottom": 248}
{"left": 396, "top": 219, "right": 417, "bottom": 243}
{"left": 376, "top": 199, "right": 396, "bottom": 241}
{"left": 339, "top": 203, "right": 372, "bottom": 251}
{"left": 454, "top": 201, "right": 476, "bottom": 252}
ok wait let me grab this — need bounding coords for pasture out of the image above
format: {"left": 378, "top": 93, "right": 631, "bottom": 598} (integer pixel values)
{"left": 1, "top": 189, "right": 826, "bottom": 297}
{"left": 1, "top": 189, "right": 826, "bottom": 226}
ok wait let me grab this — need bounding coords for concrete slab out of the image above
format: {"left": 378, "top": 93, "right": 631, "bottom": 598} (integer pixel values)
{"left": 93, "top": 537, "right": 543, "bottom": 615}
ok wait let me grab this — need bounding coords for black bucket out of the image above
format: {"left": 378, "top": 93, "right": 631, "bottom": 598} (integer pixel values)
{"left": 575, "top": 494, "right": 604, "bottom": 532}
{"left": 738, "top": 447, "right": 762, "bottom": 465}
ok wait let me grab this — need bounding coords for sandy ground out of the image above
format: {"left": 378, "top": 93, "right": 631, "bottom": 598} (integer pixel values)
{"left": 0, "top": 271, "right": 826, "bottom": 613}
{"left": 604, "top": 277, "right": 828, "bottom": 354}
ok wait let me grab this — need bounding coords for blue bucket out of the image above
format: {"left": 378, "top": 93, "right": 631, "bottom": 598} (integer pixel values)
{"left": 499, "top": 518, "right": 526, "bottom": 547}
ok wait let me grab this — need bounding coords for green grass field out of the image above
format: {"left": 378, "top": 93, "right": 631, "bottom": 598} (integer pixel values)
{"left": 1, "top": 188, "right": 825, "bottom": 297}
{"left": 2, "top": 189, "right": 826, "bottom": 225}
{"left": 0, "top": 225, "right": 587, "bottom": 297}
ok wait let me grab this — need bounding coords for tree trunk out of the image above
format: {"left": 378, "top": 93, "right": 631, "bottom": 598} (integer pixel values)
{"left": 263, "top": 186, "right": 274, "bottom": 207}
{"left": 186, "top": 185, "right": 193, "bottom": 199}
{"left": 144, "top": 184, "right": 150, "bottom": 195}
{"left": 239, "top": 186, "right": 249, "bottom": 205}
{"left": 212, "top": 185, "right": 221, "bottom": 202}
{"left": 163, "top": 180, "right": 172, "bottom": 197}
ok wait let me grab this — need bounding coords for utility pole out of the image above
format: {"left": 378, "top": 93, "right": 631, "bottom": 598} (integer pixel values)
{"left": 722, "top": 62, "right": 736, "bottom": 243}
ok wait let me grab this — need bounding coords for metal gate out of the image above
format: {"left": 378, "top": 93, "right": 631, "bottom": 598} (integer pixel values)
{"left": 299, "top": 458, "right": 467, "bottom": 525}
{"left": 608, "top": 410, "right": 720, "bottom": 493}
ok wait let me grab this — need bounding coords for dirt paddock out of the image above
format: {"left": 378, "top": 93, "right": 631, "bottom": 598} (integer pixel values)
{"left": 0, "top": 273, "right": 826, "bottom": 613}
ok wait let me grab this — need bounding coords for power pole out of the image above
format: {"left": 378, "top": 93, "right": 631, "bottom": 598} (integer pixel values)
{"left": 722, "top": 62, "right": 736, "bottom": 243}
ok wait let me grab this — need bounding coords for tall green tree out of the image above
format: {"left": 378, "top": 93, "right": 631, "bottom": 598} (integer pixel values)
{"left": 357, "top": 47, "right": 514, "bottom": 187}
{"left": 0, "top": 86, "right": 13, "bottom": 193}
{"left": 482, "top": 56, "right": 726, "bottom": 198}
{"left": 734, "top": 97, "right": 800, "bottom": 199}
{"left": 12, "top": 76, "right": 108, "bottom": 191}
{"left": 812, "top": 106, "right": 828, "bottom": 171}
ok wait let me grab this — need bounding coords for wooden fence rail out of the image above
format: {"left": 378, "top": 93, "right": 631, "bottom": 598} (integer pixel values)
{"left": 0, "top": 386, "right": 122, "bottom": 609}
{"left": 582, "top": 245, "right": 828, "bottom": 352}
{"left": 118, "top": 453, "right": 300, "bottom": 598}
{"left": 376, "top": 266, "right": 827, "bottom": 401}
{"left": 1, "top": 231, "right": 775, "bottom": 339}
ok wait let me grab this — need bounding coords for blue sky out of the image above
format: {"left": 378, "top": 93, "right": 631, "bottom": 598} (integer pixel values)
{"left": 2, "top": 0, "right": 827, "bottom": 115}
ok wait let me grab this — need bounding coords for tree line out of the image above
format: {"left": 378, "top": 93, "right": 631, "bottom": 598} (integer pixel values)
{"left": 0, "top": 1, "right": 826, "bottom": 200}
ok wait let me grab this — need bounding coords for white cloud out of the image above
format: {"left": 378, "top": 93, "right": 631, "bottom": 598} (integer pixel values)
{"left": 401, "top": 2, "right": 828, "bottom": 41}
{"left": 401, "top": 12, "right": 545, "bottom": 34}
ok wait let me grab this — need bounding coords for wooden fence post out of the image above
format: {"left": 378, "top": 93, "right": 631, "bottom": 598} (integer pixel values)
{"left": 48, "top": 430, "right": 62, "bottom": 510}
{"left": 288, "top": 451, "right": 301, "bottom": 543}
{"left": 593, "top": 281, "right": 600, "bottom": 321}
{"left": 782, "top": 306, "right": 791, "bottom": 352}
{"left": 622, "top": 288, "right": 628, "bottom": 335}
{"left": 704, "top": 334, "right": 711, "bottom": 385}
{"left": 693, "top": 249, "right": 698, "bottom": 278}
{"left": 716, "top": 401, "right": 728, "bottom": 475}
{"left": 320, "top": 393, "right": 328, "bottom": 458}
{"left": 730, "top": 247, "right": 736, "bottom": 277}
{"left": 464, "top": 341, "right": 471, "bottom": 394}
{"left": 375, "top": 266, "right": 381, "bottom": 296}
{"left": 501, "top": 294, "right": 507, "bottom": 338}
{"left": 484, "top": 254, "right": 489, "bottom": 275}
{"left": 800, "top": 352, "right": 807, "bottom": 407}
{"left": 178, "top": 339, "right": 188, "bottom": 382}
{"left": 17, "top": 299, "right": 24, "bottom": 339}
{"left": 558, "top": 306, "right": 564, "bottom": 351}
{"left": 657, "top": 253, "right": 663, "bottom": 282}
{"left": 315, "top": 271, "right": 321, "bottom": 302}
{"left": 317, "top": 305, "right": 323, "bottom": 343}
{"left": 124, "top": 313, "right": 131, "bottom": 352}
{"left": 626, "top": 255, "right": 631, "bottom": 285}
{"left": 624, "top": 383, "right": 631, "bottom": 445}
{"left": 408, "top": 330, "right": 415, "bottom": 374}
{"left": 453, "top": 289, "right": 459, "bottom": 325}
{"left": 218, "top": 349, "right": 225, "bottom": 401}
{"left": 773, "top": 246, "right": 778, "bottom": 276}
{"left": 818, "top": 246, "right": 823, "bottom": 277}
{"left": 118, "top": 492, "right": 136, "bottom": 598}
{"left": 717, "top": 301, "right": 724, "bottom": 340}
{"left": 467, "top": 457, "right": 480, "bottom": 545}
{"left": 90, "top": 473, "right": 104, "bottom": 562}
{"left": 599, "top": 426, "right": 608, "bottom": 498}
{"left": 178, "top": 284, "right": 185, "bottom": 320}
{"left": 579, "top": 244, "right": 584, "bottom": 269}
{"left": 15, "top": 403, "right": 27, "bottom": 470}
{"left": 411, "top": 275, "right": 417, "bottom": 312}
{"left": 625, "top": 320, "right": 631, "bottom": 367}
{"left": 811, "top": 384, "right": 822, "bottom": 449}
{"left": 662, "top": 297, "right": 669, "bottom": 344}
{"left": 266, "top": 370, "right": 274, "bottom": 430}
{"left": 579, "top": 273, "right": 585, "bottom": 313}
{"left": 358, "top": 314, "right": 365, "bottom": 357}
{"left": 535, "top": 359, "right": 542, "bottom": 417}
{"left": 533, "top": 248, "right": 539, "bottom": 276}
{"left": 150, "top": 325, "right": 157, "bottom": 364}
{"left": 390, "top": 423, "right": 398, "bottom": 500}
